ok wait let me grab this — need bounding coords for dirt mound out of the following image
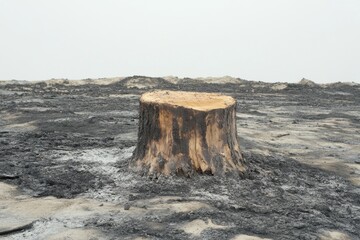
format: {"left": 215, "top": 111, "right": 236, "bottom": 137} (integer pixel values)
{"left": 299, "top": 78, "right": 316, "bottom": 86}
{"left": 120, "top": 76, "right": 173, "bottom": 89}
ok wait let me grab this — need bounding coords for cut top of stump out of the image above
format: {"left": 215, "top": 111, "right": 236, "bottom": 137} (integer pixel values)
{"left": 140, "top": 90, "right": 236, "bottom": 112}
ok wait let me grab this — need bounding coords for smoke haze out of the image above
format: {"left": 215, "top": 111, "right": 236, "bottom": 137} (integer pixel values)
{"left": 0, "top": 0, "right": 359, "bottom": 83}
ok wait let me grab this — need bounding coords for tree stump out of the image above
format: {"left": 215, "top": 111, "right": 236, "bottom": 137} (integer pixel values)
{"left": 131, "top": 90, "right": 245, "bottom": 177}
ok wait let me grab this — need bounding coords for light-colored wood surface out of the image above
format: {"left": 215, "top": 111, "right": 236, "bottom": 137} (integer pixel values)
{"left": 141, "top": 90, "right": 235, "bottom": 111}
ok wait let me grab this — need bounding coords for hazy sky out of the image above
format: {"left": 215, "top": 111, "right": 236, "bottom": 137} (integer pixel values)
{"left": 1, "top": 0, "right": 359, "bottom": 83}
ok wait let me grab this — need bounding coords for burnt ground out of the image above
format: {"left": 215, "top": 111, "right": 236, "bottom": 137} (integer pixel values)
{"left": 0, "top": 77, "right": 359, "bottom": 240}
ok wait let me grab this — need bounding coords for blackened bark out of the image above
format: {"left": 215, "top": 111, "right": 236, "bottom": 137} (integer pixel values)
{"left": 131, "top": 91, "right": 245, "bottom": 177}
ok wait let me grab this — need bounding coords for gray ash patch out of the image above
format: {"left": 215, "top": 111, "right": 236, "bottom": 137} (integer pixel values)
{"left": 91, "top": 152, "right": 358, "bottom": 239}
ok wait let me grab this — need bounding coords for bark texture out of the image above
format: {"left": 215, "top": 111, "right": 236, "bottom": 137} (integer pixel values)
{"left": 131, "top": 90, "right": 245, "bottom": 177}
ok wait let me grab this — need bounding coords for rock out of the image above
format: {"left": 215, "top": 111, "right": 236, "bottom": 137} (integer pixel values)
{"left": 299, "top": 78, "right": 316, "bottom": 86}
{"left": 87, "top": 116, "right": 96, "bottom": 123}
{"left": 124, "top": 203, "right": 131, "bottom": 210}
{"left": 128, "top": 194, "right": 136, "bottom": 201}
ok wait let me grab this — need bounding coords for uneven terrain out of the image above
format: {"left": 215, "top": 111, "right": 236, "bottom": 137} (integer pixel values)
{"left": 0, "top": 76, "right": 359, "bottom": 239}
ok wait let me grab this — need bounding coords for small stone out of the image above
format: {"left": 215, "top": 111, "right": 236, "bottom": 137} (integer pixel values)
{"left": 124, "top": 203, "right": 131, "bottom": 210}
{"left": 88, "top": 116, "right": 96, "bottom": 123}
{"left": 230, "top": 204, "right": 246, "bottom": 211}
{"left": 293, "top": 222, "right": 306, "bottom": 229}
{"left": 346, "top": 206, "right": 352, "bottom": 214}
{"left": 128, "top": 194, "right": 136, "bottom": 201}
{"left": 273, "top": 169, "right": 281, "bottom": 176}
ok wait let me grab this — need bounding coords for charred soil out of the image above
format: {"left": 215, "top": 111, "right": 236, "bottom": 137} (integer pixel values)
{"left": 0, "top": 77, "right": 359, "bottom": 239}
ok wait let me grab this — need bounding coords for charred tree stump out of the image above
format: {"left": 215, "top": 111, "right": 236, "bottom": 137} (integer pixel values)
{"left": 131, "top": 90, "right": 245, "bottom": 177}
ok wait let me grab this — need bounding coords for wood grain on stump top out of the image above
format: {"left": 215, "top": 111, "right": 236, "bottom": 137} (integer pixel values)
{"left": 141, "top": 90, "right": 235, "bottom": 111}
{"left": 132, "top": 90, "right": 245, "bottom": 177}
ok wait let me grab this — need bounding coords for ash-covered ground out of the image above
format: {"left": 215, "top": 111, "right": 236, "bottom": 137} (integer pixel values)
{"left": 0, "top": 76, "right": 359, "bottom": 240}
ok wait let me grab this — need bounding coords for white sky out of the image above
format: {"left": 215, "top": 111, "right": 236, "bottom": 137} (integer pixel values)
{"left": 0, "top": 0, "right": 359, "bottom": 83}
